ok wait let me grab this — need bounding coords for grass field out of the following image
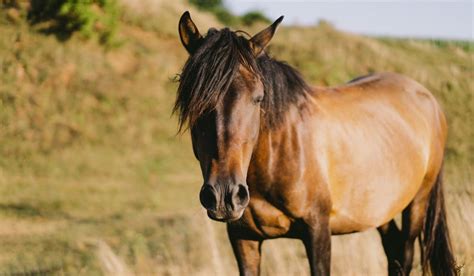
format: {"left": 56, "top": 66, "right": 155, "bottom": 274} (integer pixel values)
{"left": 0, "top": 0, "right": 472, "bottom": 275}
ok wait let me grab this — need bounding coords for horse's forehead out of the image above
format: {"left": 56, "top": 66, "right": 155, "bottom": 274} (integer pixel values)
{"left": 235, "top": 64, "right": 260, "bottom": 85}
{"left": 207, "top": 27, "right": 218, "bottom": 35}
{"left": 238, "top": 64, "right": 254, "bottom": 77}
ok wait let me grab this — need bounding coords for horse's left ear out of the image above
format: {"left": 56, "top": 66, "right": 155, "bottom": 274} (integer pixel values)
{"left": 250, "top": 16, "right": 284, "bottom": 56}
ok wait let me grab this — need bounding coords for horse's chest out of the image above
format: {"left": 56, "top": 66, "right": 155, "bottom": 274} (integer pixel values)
{"left": 241, "top": 197, "right": 293, "bottom": 238}
{"left": 242, "top": 177, "right": 317, "bottom": 238}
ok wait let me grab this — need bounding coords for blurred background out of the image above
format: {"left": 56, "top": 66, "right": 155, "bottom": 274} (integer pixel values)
{"left": 0, "top": 0, "right": 472, "bottom": 275}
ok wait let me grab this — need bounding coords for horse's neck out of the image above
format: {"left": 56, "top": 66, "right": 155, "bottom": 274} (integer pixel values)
{"left": 249, "top": 106, "right": 307, "bottom": 185}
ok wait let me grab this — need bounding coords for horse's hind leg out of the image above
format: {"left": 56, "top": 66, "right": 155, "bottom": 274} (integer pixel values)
{"left": 378, "top": 193, "right": 430, "bottom": 275}
{"left": 378, "top": 219, "right": 404, "bottom": 275}
{"left": 399, "top": 192, "right": 431, "bottom": 275}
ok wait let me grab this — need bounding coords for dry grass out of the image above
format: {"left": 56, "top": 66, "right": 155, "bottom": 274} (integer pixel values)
{"left": 0, "top": 1, "right": 472, "bottom": 275}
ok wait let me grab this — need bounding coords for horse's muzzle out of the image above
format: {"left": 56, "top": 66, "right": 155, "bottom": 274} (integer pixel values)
{"left": 199, "top": 183, "right": 249, "bottom": 222}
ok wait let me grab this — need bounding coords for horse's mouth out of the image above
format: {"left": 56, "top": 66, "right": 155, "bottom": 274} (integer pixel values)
{"left": 206, "top": 209, "right": 244, "bottom": 223}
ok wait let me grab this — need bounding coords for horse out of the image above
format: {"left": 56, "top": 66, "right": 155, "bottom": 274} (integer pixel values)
{"left": 175, "top": 11, "right": 458, "bottom": 276}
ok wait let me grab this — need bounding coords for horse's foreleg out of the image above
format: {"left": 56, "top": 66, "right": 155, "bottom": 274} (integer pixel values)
{"left": 301, "top": 215, "right": 331, "bottom": 276}
{"left": 227, "top": 225, "right": 262, "bottom": 276}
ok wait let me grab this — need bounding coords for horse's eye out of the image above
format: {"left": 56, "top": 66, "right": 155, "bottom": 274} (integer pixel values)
{"left": 253, "top": 95, "right": 264, "bottom": 104}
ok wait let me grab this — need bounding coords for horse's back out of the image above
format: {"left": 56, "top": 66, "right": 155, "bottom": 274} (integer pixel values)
{"left": 342, "top": 72, "right": 447, "bottom": 146}
{"left": 310, "top": 72, "right": 447, "bottom": 234}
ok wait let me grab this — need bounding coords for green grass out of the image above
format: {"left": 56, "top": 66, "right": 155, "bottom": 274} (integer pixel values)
{"left": 0, "top": 1, "right": 473, "bottom": 275}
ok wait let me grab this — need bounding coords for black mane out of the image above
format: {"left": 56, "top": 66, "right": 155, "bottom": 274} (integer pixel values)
{"left": 175, "top": 28, "right": 310, "bottom": 131}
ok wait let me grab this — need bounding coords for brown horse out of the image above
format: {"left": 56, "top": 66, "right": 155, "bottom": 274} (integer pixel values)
{"left": 175, "top": 11, "right": 458, "bottom": 276}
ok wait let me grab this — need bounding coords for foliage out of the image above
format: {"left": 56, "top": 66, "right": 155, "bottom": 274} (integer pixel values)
{"left": 188, "top": 0, "right": 222, "bottom": 11}
{"left": 428, "top": 39, "right": 473, "bottom": 53}
{"left": 241, "top": 10, "right": 270, "bottom": 26}
{"left": 379, "top": 37, "right": 474, "bottom": 53}
{"left": 187, "top": 1, "right": 269, "bottom": 27}
{"left": 188, "top": 0, "right": 239, "bottom": 26}
{"left": 212, "top": 6, "right": 238, "bottom": 26}
{"left": 188, "top": 0, "right": 269, "bottom": 26}
{"left": 27, "top": 0, "right": 119, "bottom": 45}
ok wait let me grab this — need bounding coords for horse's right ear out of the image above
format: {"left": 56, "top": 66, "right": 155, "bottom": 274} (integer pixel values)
{"left": 179, "top": 11, "right": 203, "bottom": 55}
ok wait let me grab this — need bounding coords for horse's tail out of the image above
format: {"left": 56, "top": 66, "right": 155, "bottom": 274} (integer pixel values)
{"left": 419, "top": 165, "right": 459, "bottom": 276}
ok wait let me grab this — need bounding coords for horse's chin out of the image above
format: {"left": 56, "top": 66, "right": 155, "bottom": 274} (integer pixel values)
{"left": 207, "top": 209, "right": 245, "bottom": 223}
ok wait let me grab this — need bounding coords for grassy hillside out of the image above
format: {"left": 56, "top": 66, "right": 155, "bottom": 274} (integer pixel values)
{"left": 0, "top": 0, "right": 472, "bottom": 275}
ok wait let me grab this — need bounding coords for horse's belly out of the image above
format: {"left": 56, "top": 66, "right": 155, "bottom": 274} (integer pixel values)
{"left": 328, "top": 173, "right": 425, "bottom": 234}
{"left": 324, "top": 131, "right": 428, "bottom": 234}
{"left": 319, "top": 111, "right": 430, "bottom": 234}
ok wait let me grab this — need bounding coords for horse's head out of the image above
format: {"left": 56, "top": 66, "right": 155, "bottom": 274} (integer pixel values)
{"left": 176, "top": 12, "right": 283, "bottom": 222}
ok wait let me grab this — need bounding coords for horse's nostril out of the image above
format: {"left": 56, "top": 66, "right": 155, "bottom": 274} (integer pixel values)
{"left": 234, "top": 184, "right": 249, "bottom": 207}
{"left": 200, "top": 184, "right": 217, "bottom": 211}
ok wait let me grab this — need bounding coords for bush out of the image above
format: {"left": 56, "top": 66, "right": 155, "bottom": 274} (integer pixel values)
{"left": 27, "top": 0, "right": 119, "bottom": 46}
{"left": 213, "top": 6, "right": 238, "bottom": 26}
{"left": 187, "top": 0, "right": 271, "bottom": 27}
{"left": 188, "top": 0, "right": 239, "bottom": 26}
{"left": 241, "top": 11, "right": 270, "bottom": 26}
{"left": 188, "top": 0, "right": 222, "bottom": 11}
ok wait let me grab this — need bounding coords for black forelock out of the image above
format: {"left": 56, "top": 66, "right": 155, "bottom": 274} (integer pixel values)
{"left": 174, "top": 27, "right": 310, "bottom": 131}
{"left": 174, "top": 28, "right": 258, "bottom": 131}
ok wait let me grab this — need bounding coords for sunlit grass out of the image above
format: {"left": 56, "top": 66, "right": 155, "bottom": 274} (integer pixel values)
{"left": 0, "top": 1, "right": 472, "bottom": 275}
